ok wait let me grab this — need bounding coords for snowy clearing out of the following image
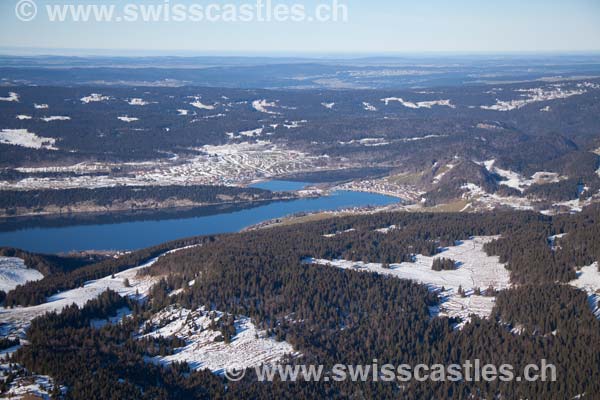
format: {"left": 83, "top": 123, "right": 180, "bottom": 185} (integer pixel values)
{"left": 569, "top": 263, "right": 600, "bottom": 319}
{"left": 381, "top": 97, "right": 455, "bottom": 109}
{"left": 0, "top": 257, "right": 44, "bottom": 293}
{"left": 127, "top": 98, "right": 152, "bottom": 106}
{"left": 252, "top": 99, "right": 280, "bottom": 114}
{"left": 307, "top": 236, "right": 510, "bottom": 327}
{"left": 0, "top": 129, "right": 57, "bottom": 150}
{"left": 190, "top": 99, "right": 216, "bottom": 110}
{"left": 322, "top": 228, "right": 356, "bottom": 238}
{"left": 481, "top": 86, "right": 586, "bottom": 111}
{"left": 15, "top": 115, "right": 32, "bottom": 120}
{"left": 375, "top": 225, "right": 398, "bottom": 234}
{"left": 399, "top": 134, "right": 448, "bottom": 142}
{"left": 461, "top": 183, "right": 535, "bottom": 211}
{"left": 321, "top": 102, "right": 335, "bottom": 109}
{"left": 141, "top": 305, "right": 298, "bottom": 375}
{"left": 80, "top": 93, "right": 110, "bottom": 103}
{"left": 362, "top": 102, "right": 377, "bottom": 111}
{"left": 477, "top": 159, "right": 562, "bottom": 192}
{"left": 41, "top": 116, "right": 70, "bottom": 122}
{"left": 0, "top": 92, "right": 19, "bottom": 102}
{"left": 34, "top": 103, "right": 48, "bottom": 109}
{"left": 0, "top": 247, "right": 196, "bottom": 338}
{"left": 177, "top": 109, "right": 189, "bottom": 116}
{"left": 118, "top": 116, "right": 139, "bottom": 123}
{"left": 0, "top": 369, "right": 56, "bottom": 400}
{"left": 339, "top": 138, "right": 389, "bottom": 147}
{"left": 283, "top": 120, "right": 306, "bottom": 129}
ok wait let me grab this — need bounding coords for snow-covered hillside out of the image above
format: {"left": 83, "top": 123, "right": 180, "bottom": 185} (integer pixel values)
{"left": 0, "top": 247, "right": 197, "bottom": 337}
{"left": 0, "top": 129, "right": 57, "bottom": 150}
{"left": 141, "top": 305, "right": 298, "bottom": 374}
{"left": 307, "top": 236, "right": 510, "bottom": 327}
{"left": 0, "top": 257, "right": 44, "bottom": 293}
{"left": 570, "top": 263, "right": 600, "bottom": 319}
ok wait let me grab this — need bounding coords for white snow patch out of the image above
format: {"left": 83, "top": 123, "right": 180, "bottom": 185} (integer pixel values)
{"left": 40, "top": 116, "right": 70, "bottom": 122}
{"left": 283, "top": 120, "right": 306, "bottom": 129}
{"left": 339, "top": 138, "right": 389, "bottom": 147}
{"left": 461, "top": 183, "right": 535, "bottom": 211}
{"left": 548, "top": 233, "right": 567, "bottom": 251}
{"left": 433, "top": 162, "right": 457, "bottom": 184}
{"left": 141, "top": 305, "right": 298, "bottom": 374}
{"left": 34, "top": 103, "right": 49, "bottom": 109}
{"left": 478, "top": 159, "right": 561, "bottom": 192}
{"left": 0, "top": 246, "right": 197, "bottom": 337}
{"left": 400, "top": 134, "right": 448, "bottom": 142}
{"left": 0, "top": 257, "right": 44, "bottom": 292}
{"left": 322, "top": 228, "right": 356, "bottom": 238}
{"left": 0, "top": 92, "right": 19, "bottom": 102}
{"left": 381, "top": 97, "right": 455, "bottom": 109}
{"left": 226, "top": 127, "right": 264, "bottom": 139}
{"left": 81, "top": 93, "right": 110, "bottom": 103}
{"left": 362, "top": 102, "right": 377, "bottom": 111}
{"left": 15, "top": 115, "right": 32, "bottom": 120}
{"left": 190, "top": 99, "right": 216, "bottom": 110}
{"left": 569, "top": 263, "right": 600, "bottom": 319}
{"left": 481, "top": 87, "right": 586, "bottom": 111}
{"left": 118, "top": 116, "right": 139, "bottom": 123}
{"left": 375, "top": 225, "right": 398, "bottom": 234}
{"left": 307, "top": 236, "right": 510, "bottom": 327}
{"left": 321, "top": 102, "right": 335, "bottom": 109}
{"left": 476, "top": 123, "right": 503, "bottom": 131}
{"left": 540, "top": 106, "right": 551, "bottom": 112}
{"left": 252, "top": 99, "right": 280, "bottom": 114}
{"left": 127, "top": 98, "right": 151, "bottom": 106}
{"left": 0, "top": 129, "right": 57, "bottom": 150}
{"left": 177, "top": 109, "right": 189, "bottom": 116}
{"left": 0, "top": 371, "right": 56, "bottom": 399}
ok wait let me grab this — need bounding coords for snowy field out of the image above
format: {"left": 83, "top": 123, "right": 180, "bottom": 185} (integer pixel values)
{"left": 0, "top": 247, "right": 197, "bottom": 338}
{"left": 0, "top": 369, "right": 56, "bottom": 400}
{"left": 117, "top": 116, "right": 139, "bottom": 122}
{"left": 40, "top": 116, "right": 71, "bottom": 122}
{"left": 0, "top": 92, "right": 19, "bottom": 102}
{"left": 141, "top": 305, "right": 298, "bottom": 374}
{"left": 477, "top": 159, "right": 562, "bottom": 192}
{"left": 362, "top": 102, "right": 377, "bottom": 111}
{"left": 480, "top": 84, "right": 595, "bottom": 111}
{"left": 0, "top": 129, "right": 57, "bottom": 150}
{"left": 80, "top": 93, "right": 110, "bottom": 103}
{"left": 381, "top": 97, "right": 455, "bottom": 109}
{"left": 307, "top": 236, "right": 511, "bottom": 327}
{"left": 461, "top": 183, "right": 535, "bottom": 211}
{"left": 0, "top": 257, "right": 44, "bottom": 293}
{"left": 570, "top": 263, "right": 600, "bottom": 319}
{"left": 190, "top": 98, "right": 216, "bottom": 110}
{"left": 127, "top": 98, "right": 151, "bottom": 106}
{"left": 252, "top": 99, "right": 280, "bottom": 114}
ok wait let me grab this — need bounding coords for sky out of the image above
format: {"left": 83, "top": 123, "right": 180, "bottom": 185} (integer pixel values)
{"left": 0, "top": 0, "right": 599, "bottom": 55}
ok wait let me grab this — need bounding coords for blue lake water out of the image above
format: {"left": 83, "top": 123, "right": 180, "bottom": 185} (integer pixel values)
{"left": 0, "top": 185, "right": 398, "bottom": 254}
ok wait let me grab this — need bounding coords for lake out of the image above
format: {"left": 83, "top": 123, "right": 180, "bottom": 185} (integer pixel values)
{"left": 0, "top": 182, "right": 398, "bottom": 253}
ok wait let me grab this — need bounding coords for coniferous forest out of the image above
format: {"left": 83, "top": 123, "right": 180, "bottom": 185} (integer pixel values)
{"left": 2, "top": 206, "right": 600, "bottom": 399}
